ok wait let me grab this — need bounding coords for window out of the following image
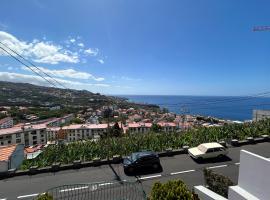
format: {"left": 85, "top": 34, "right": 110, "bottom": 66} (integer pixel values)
{"left": 8, "top": 140, "right": 11, "bottom": 144}
{"left": 206, "top": 148, "right": 214, "bottom": 153}
{"left": 41, "top": 134, "right": 44, "bottom": 137}
{"left": 16, "top": 133, "right": 21, "bottom": 138}
{"left": 33, "top": 136, "right": 37, "bottom": 140}
{"left": 1, "top": 142, "right": 3, "bottom": 145}
{"left": 16, "top": 139, "right": 21, "bottom": 143}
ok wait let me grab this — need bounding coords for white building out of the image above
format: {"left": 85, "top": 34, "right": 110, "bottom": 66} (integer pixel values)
{"left": 195, "top": 149, "right": 270, "bottom": 200}
{"left": 0, "top": 117, "right": 13, "bottom": 129}
{"left": 253, "top": 110, "right": 270, "bottom": 122}
{"left": 0, "top": 124, "right": 47, "bottom": 146}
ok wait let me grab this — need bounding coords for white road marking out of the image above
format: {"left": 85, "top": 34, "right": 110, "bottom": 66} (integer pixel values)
{"left": 235, "top": 162, "right": 240, "bottom": 165}
{"left": 207, "top": 164, "right": 228, "bottom": 169}
{"left": 0, "top": 198, "right": 7, "bottom": 200}
{"left": 17, "top": 193, "right": 43, "bottom": 199}
{"left": 60, "top": 186, "right": 89, "bottom": 192}
{"left": 99, "top": 182, "right": 114, "bottom": 186}
{"left": 170, "top": 169, "right": 195, "bottom": 175}
{"left": 138, "top": 174, "right": 162, "bottom": 180}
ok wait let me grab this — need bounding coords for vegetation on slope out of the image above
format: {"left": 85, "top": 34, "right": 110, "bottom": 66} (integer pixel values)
{"left": 21, "top": 119, "right": 270, "bottom": 169}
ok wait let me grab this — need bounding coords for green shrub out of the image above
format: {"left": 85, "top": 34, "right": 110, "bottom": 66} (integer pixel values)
{"left": 203, "top": 169, "right": 234, "bottom": 197}
{"left": 149, "top": 179, "right": 199, "bottom": 200}
{"left": 36, "top": 193, "right": 53, "bottom": 200}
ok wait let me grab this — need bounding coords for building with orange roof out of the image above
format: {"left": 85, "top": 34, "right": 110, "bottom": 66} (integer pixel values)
{"left": 0, "top": 144, "right": 24, "bottom": 172}
{"left": 0, "top": 117, "right": 13, "bottom": 129}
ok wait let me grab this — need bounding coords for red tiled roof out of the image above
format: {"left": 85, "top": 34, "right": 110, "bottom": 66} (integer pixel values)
{"left": 0, "top": 117, "right": 12, "bottom": 124}
{"left": 0, "top": 144, "right": 17, "bottom": 161}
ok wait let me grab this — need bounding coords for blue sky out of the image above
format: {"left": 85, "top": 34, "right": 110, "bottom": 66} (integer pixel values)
{"left": 0, "top": 0, "right": 270, "bottom": 95}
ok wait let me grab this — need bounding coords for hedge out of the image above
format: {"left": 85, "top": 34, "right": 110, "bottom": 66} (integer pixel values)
{"left": 203, "top": 169, "right": 234, "bottom": 197}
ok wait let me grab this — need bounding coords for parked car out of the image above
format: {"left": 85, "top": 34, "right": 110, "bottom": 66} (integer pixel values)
{"left": 123, "top": 151, "right": 161, "bottom": 173}
{"left": 188, "top": 142, "right": 228, "bottom": 160}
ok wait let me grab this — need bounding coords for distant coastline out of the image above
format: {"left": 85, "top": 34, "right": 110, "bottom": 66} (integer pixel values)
{"left": 118, "top": 95, "right": 270, "bottom": 121}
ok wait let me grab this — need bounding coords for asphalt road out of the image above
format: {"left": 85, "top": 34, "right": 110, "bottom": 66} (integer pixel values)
{"left": 0, "top": 142, "right": 270, "bottom": 200}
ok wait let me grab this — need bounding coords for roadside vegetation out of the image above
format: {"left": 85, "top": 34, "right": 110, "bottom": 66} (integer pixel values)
{"left": 203, "top": 169, "right": 234, "bottom": 197}
{"left": 20, "top": 119, "right": 270, "bottom": 169}
{"left": 149, "top": 179, "right": 200, "bottom": 200}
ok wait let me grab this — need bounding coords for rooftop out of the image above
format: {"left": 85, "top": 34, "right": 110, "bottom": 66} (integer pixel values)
{"left": 0, "top": 117, "right": 13, "bottom": 124}
{"left": 0, "top": 144, "right": 17, "bottom": 161}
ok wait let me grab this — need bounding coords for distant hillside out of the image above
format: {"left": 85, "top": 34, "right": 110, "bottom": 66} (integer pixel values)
{"left": 0, "top": 81, "right": 159, "bottom": 110}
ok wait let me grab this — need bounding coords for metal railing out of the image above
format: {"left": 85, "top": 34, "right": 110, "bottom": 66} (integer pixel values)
{"left": 34, "top": 180, "right": 146, "bottom": 200}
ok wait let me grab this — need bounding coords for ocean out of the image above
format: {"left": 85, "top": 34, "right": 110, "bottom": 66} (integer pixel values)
{"left": 119, "top": 95, "right": 270, "bottom": 121}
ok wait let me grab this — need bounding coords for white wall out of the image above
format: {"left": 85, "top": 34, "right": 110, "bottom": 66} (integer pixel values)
{"left": 229, "top": 150, "right": 270, "bottom": 200}
{"left": 0, "top": 161, "right": 8, "bottom": 172}
{"left": 194, "top": 186, "right": 227, "bottom": 200}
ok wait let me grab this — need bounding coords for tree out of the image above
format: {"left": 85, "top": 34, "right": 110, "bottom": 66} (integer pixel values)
{"left": 151, "top": 123, "right": 162, "bottom": 132}
{"left": 109, "top": 122, "right": 122, "bottom": 137}
{"left": 149, "top": 179, "right": 199, "bottom": 200}
{"left": 70, "top": 118, "right": 83, "bottom": 124}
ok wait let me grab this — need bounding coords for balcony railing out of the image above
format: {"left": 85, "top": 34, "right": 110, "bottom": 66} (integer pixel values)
{"left": 34, "top": 180, "right": 146, "bottom": 200}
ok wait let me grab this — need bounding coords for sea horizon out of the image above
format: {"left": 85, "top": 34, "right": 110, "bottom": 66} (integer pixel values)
{"left": 117, "top": 95, "right": 270, "bottom": 121}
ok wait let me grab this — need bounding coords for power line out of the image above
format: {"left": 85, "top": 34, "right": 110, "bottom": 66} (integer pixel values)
{"left": 157, "top": 92, "right": 270, "bottom": 108}
{"left": 0, "top": 41, "right": 68, "bottom": 89}
{"left": 0, "top": 45, "right": 59, "bottom": 88}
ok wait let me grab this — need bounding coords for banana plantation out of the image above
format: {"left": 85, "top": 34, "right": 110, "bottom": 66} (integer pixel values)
{"left": 20, "top": 119, "right": 270, "bottom": 169}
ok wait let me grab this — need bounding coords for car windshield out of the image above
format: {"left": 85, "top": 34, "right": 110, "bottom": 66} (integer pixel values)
{"left": 131, "top": 153, "right": 139, "bottom": 161}
{"left": 198, "top": 145, "right": 207, "bottom": 153}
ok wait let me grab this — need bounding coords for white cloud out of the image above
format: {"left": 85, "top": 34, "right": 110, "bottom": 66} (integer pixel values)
{"left": 78, "top": 43, "right": 84, "bottom": 47}
{"left": 70, "top": 38, "right": 76, "bottom": 43}
{"left": 0, "top": 72, "right": 110, "bottom": 90}
{"left": 21, "top": 66, "right": 105, "bottom": 81}
{"left": 0, "top": 31, "right": 79, "bottom": 64}
{"left": 97, "top": 59, "right": 104, "bottom": 64}
{"left": 112, "top": 75, "right": 142, "bottom": 81}
{"left": 121, "top": 76, "right": 142, "bottom": 81}
{"left": 84, "top": 48, "right": 98, "bottom": 56}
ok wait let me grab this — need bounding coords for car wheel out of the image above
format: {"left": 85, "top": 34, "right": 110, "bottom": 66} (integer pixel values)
{"left": 128, "top": 167, "right": 134, "bottom": 173}
{"left": 197, "top": 157, "right": 203, "bottom": 162}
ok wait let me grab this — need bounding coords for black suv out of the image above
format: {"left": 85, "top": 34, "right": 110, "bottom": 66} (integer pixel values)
{"left": 123, "top": 151, "right": 161, "bottom": 173}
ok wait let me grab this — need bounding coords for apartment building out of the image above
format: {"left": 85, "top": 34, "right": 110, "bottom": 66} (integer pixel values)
{"left": 127, "top": 122, "right": 177, "bottom": 134}
{"left": 0, "top": 124, "right": 47, "bottom": 146}
{"left": 0, "top": 121, "right": 177, "bottom": 147}
{"left": 253, "top": 110, "right": 270, "bottom": 122}
{"left": 0, "top": 117, "right": 13, "bottom": 129}
{"left": 127, "top": 123, "right": 152, "bottom": 133}
{"left": 63, "top": 124, "right": 108, "bottom": 142}
{"left": 157, "top": 122, "right": 177, "bottom": 132}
